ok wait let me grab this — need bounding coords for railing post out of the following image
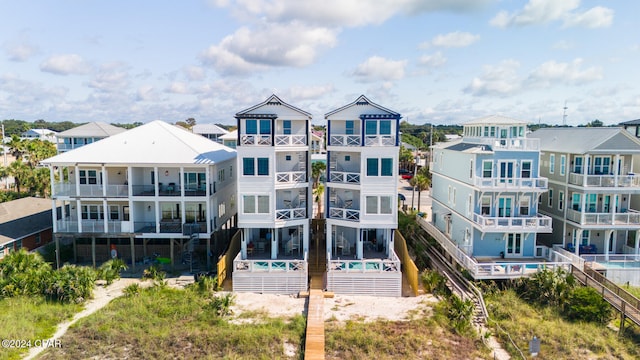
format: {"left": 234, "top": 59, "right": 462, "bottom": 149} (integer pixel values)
{"left": 619, "top": 302, "right": 626, "bottom": 334}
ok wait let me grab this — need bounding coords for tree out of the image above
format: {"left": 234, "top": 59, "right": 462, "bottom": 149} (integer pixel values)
{"left": 399, "top": 146, "right": 413, "bottom": 169}
{"left": 409, "top": 174, "right": 430, "bottom": 211}
{"left": 311, "top": 161, "right": 326, "bottom": 189}
{"left": 313, "top": 183, "right": 325, "bottom": 218}
{"left": 1, "top": 137, "right": 56, "bottom": 197}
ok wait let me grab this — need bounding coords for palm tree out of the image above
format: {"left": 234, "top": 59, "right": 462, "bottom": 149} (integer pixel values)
{"left": 410, "top": 174, "right": 430, "bottom": 211}
{"left": 311, "top": 161, "right": 326, "bottom": 188}
{"left": 313, "top": 183, "right": 325, "bottom": 218}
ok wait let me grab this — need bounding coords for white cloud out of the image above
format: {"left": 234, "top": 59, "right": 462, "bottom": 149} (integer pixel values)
{"left": 429, "top": 31, "right": 480, "bottom": 48}
{"left": 87, "top": 62, "right": 130, "bottom": 92}
{"left": 218, "top": 0, "right": 491, "bottom": 27}
{"left": 552, "top": 40, "right": 573, "bottom": 50}
{"left": 418, "top": 52, "right": 447, "bottom": 67}
{"left": 166, "top": 82, "right": 190, "bottom": 94}
{"left": 201, "top": 22, "right": 337, "bottom": 75}
{"left": 490, "top": 0, "right": 613, "bottom": 29}
{"left": 40, "top": 54, "right": 91, "bottom": 75}
{"left": 464, "top": 60, "right": 522, "bottom": 96}
{"left": 284, "top": 84, "right": 335, "bottom": 100}
{"left": 351, "top": 56, "right": 407, "bottom": 82}
{"left": 183, "top": 66, "right": 206, "bottom": 81}
{"left": 527, "top": 58, "right": 603, "bottom": 86}
{"left": 136, "top": 85, "right": 160, "bottom": 101}
{"left": 5, "top": 43, "right": 38, "bottom": 62}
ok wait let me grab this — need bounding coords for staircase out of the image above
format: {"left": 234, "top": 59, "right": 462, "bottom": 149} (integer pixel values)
{"left": 309, "top": 220, "right": 327, "bottom": 290}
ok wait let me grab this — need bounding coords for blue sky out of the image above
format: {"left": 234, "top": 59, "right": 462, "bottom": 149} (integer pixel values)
{"left": 0, "top": 0, "right": 637, "bottom": 126}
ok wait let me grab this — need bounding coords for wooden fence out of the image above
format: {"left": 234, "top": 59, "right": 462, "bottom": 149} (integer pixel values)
{"left": 217, "top": 230, "right": 240, "bottom": 288}
{"left": 394, "top": 229, "right": 419, "bottom": 296}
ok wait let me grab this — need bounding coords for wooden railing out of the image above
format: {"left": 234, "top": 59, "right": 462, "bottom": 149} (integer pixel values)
{"left": 394, "top": 229, "right": 419, "bottom": 296}
{"left": 217, "top": 230, "right": 241, "bottom": 288}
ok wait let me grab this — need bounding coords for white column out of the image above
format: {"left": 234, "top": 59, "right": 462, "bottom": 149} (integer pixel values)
{"left": 326, "top": 224, "right": 333, "bottom": 259}
{"left": 302, "top": 222, "right": 309, "bottom": 255}
{"left": 635, "top": 231, "right": 640, "bottom": 258}
{"left": 102, "top": 164, "right": 107, "bottom": 196}
{"left": 76, "top": 200, "right": 83, "bottom": 232}
{"left": 180, "top": 167, "right": 185, "bottom": 197}
{"left": 241, "top": 228, "right": 247, "bottom": 259}
{"left": 271, "top": 229, "right": 278, "bottom": 260}
{"left": 103, "top": 199, "right": 108, "bottom": 233}
{"left": 205, "top": 166, "right": 211, "bottom": 234}
{"left": 356, "top": 228, "right": 363, "bottom": 259}
{"left": 74, "top": 165, "right": 80, "bottom": 196}
{"left": 154, "top": 166, "right": 159, "bottom": 196}
{"left": 575, "top": 229, "right": 582, "bottom": 256}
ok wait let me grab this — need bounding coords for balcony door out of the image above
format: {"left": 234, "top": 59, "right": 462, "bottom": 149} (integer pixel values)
{"left": 498, "top": 161, "right": 515, "bottom": 184}
{"left": 505, "top": 233, "right": 523, "bottom": 257}
{"left": 498, "top": 197, "right": 513, "bottom": 217}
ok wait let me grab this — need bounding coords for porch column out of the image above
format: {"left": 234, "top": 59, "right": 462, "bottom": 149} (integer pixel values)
{"left": 605, "top": 230, "right": 613, "bottom": 262}
{"left": 76, "top": 200, "right": 83, "bottom": 232}
{"left": 635, "top": 231, "right": 640, "bottom": 258}
{"left": 356, "top": 229, "right": 363, "bottom": 260}
{"left": 103, "top": 199, "right": 108, "bottom": 234}
{"left": 389, "top": 228, "right": 394, "bottom": 257}
{"left": 326, "top": 225, "right": 333, "bottom": 259}
{"left": 302, "top": 222, "right": 309, "bottom": 255}
{"left": 574, "top": 229, "right": 582, "bottom": 256}
{"left": 271, "top": 229, "right": 277, "bottom": 260}
{"left": 580, "top": 193, "right": 587, "bottom": 224}
{"left": 102, "top": 164, "right": 107, "bottom": 196}
{"left": 614, "top": 154, "right": 620, "bottom": 187}
{"left": 583, "top": 155, "right": 590, "bottom": 186}
{"left": 154, "top": 166, "right": 159, "bottom": 196}
{"left": 130, "top": 236, "right": 135, "bottom": 271}
{"left": 74, "top": 165, "right": 80, "bottom": 196}
{"left": 55, "top": 235, "right": 60, "bottom": 270}
{"left": 91, "top": 236, "right": 96, "bottom": 268}
{"left": 241, "top": 229, "right": 247, "bottom": 259}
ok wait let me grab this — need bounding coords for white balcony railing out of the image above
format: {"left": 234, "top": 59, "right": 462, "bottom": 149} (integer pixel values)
{"left": 275, "top": 207, "right": 307, "bottom": 220}
{"left": 329, "top": 207, "right": 360, "bottom": 221}
{"left": 56, "top": 220, "right": 125, "bottom": 233}
{"left": 274, "top": 135, "right": 306, "bottom": 146}
{"left": 53, "top": 184, "right": 129, "bottom": 197}
{"left": 327, "top": 249, "right": 401, "bottom": 273}
{"left": 568, "top": 173, "right": 640, "bottom": 188}
{"left": 364, "top": 135, "right": 395, "bottom": 146}
{"left": 473, "top": 176, "right": 547, "bottom": 190}
{"left": 465, "top": 137, "right": 540, "bottom": 151}
{"left": 53, "top": 183, "right": 76, "bottom": 196}
{"left": 329, "top": 171, "right": 360, "bottom": 184}
{"left": 566, "top": 208, "right": 640, "bottom": 226}
{"left": 276, "top": 171, "right": 306, "bottom": 183}
{"left": 417, "top": 216, "right": 572, "bottom": 279}
{"left": 472, "top": 213, "right": 552, "bottom": 232}
{"left": 241, "top": 134, "right": 272, "bottom": 146}
{"left": 330, "top": 135, "right": 361, "bottom": 146}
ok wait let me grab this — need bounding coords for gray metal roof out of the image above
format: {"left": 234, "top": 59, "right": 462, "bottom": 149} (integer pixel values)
{"left": 0, "top": 197, "right": 53, "bottom": 246}
{"left": 529, "top": 127, "right": 640, "bottom": 154}
{"left": 619, "top": 119, "right": 640, "bottom": 126}
{"left": 57, "top": 122, "right": 126, "bottom": 137}
{"left": 192, "top": 123, "right": 229, "bottom": 135}
{"left": 42, "top": 120, "right": 236, "bottom": 166}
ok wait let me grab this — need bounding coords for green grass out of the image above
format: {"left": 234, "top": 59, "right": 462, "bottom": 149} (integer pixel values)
{"left": 486, "top": 289, "right": 640, "bottom": 360}
{"left": 0, "top": 296, "right": 81, "bottom": 360}
{"left": 38, "top": 286, "right": 306, "bottom": 360}
{"left": 622, "top": 285, "right": 640, "bottom": 299}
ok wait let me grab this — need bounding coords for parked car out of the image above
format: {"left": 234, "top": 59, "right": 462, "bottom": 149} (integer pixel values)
{"left": 399, "top": 169, "right": 413, "bottom": 179}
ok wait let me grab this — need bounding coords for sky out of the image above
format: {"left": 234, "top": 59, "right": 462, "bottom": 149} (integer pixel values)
{"left": 0, "top": 0, "right": 638, "bottom": 126}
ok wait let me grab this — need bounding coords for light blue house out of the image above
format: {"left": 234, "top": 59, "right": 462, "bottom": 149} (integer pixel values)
{"left": 430, "top": 115, "right": 552, "bottom": 262}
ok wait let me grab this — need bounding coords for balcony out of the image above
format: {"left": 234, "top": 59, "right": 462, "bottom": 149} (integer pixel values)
{"left": 329, "top": 171, "right": 360, "bottom": 184}
{"left": 329, "top": 135, "right": 361, "bottom": 147}
{"left": 276, "top": 207, "right": 307, "bottom": 221}
{"left": 274, "top": 135, "right": 306, "bottom": 146}
{"left": 364, "top": 135, "right": 395, "bottom": 146}
{"left": 276, "top": 171, "right": 306, "bottom": 184}
{"left": 466, "top": 137, "right": 540, "bottom": 151}
{"left": 329, "top": 207, "right": 360, "bottom": 221}
{"left": 53, "top": 183, "right": 129, "bottom": 197}
{"left": 473, "top": 176, "right": 547, "bottom": 191}
{"left": 241, "top": 134, "right": 271, "bottom": 146}
{"left": 566, "top": 209, "right": 640, "bottom": 226}
{"left": 55, "top": 220, "right": 126, "bottom": 233}
{"left": 472, "top": 213, "right": 552, "bottom": 232}
{"left": 568, "top": 173, "right": 640, "bottom": 188}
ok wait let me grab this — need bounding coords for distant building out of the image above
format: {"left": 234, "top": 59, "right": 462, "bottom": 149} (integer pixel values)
{"left": 620, "top": 119, "right": 640, "bottom": 138}
{"left": 0, "top": 197, "right": 57, "bottom": 258}
{"left": 21, "top": 128, "right": 58, "bottom": 142}
{"left": 192, "top": 123, "right": 229, "bottom": 143}
{"left": 311, "top": 130, "right": 325, "bottom": 154}
{"left": 220, "top": 130, "right": 237, "bottom": 149}
{"left": 57, "top": 122, "right": 126, "bottom": 153}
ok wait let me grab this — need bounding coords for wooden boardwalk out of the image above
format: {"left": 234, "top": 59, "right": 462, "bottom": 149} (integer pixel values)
{"left": 304, "top": 289, "right": 325, "bottom": 360}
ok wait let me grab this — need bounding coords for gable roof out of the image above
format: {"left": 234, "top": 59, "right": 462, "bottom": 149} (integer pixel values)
{"left": 192, "top": 123, "right": 229, "bottom": 135}
{"left": 463, "top": 115, "right": 528, "bottom": 126}
{"left": 0, "top": 197, "right": 53, "bottom": 246}
{"left": 324, "top": 95, "right": 400, "bottom": 119}
{"left": 235, "top": 94, "right": 312, "bottom": 119}
{"left": 529, "top": 127, "right": 640, "bottom": 154}
{"left": 57, "top": 122, "right": 127, "bottom": 138}
{"left": 619, "top": 119, "right": 640, "bottom": 126}
{"left": 220, "top": 129, "right": 237, "bottom": 140}
{"left": 41, "top": 120, "right": 236, "bottom": 166}
{"left": 22, "top": 128, "right": 58, "bottom": 136}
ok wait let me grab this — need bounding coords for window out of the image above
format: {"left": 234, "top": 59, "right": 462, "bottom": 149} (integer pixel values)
{"left": 559, "top": 191, "right": 564, "bottom": 210}
{"left": 484, "top": 126, "right": 489, "bottom": 136}
{"left": 109, "top": 205, "right": 119, "bottom": 220}
{"left": 243, "top": 158, "right": 255, "bottom": 175}
{"left": 285, "top": 155, "right": 291, "bottom": 161}
{"left": 257, "top": 196, "right": 269, "bottom": 213}
{"left": 81, "top": 205, "right": 102, "bottom": 220}
{"left": 345, "top": 120, "right": 354, "bottom": 135}
{"left": 521, "top": 161, "right": 531, "bottom": 178}
{"left": 345, "top": 155, "right": 351, "bottom": 161}
{"left": 594, "top": 156, "right": 611, "bottom": 174}
{"left": 452, "top": 188, "right": 456, "bottom": 205}
{"left": 184, "top": 172, "right": 206, "bottom": 190}
{"left": 123, "top": 206, "right": 130, "bottom": 221}
{"left": 218, "top": 169, "right": 225, "bottom": 182}
{"left": 365, "top": 120, "right": 377, "bottom": 135}
{"left": 283, "top": 120, "right": 291, "bottom": 135}
{"left": 560, "top": 155, "right": 566, "bottom": 176}
{"left": 243, "top": 196, "right": 255, "bottom": 213}
{"left": 548, "top": 188, "right": 553, "bottom": 207}
{"left": 483, "top": 161, "right": 492, "bottom": 178}
{"left": 243, "top": 158, "right": 269, "bottom": 176}
{"left": 481, "top": 196, "right": 491, "bottom": 215}
{"left": 218, "top": 203, "right": 226, "bottom": 217}
{"left": 366, "top": 158, "right": 378, "bottom": 176}
{"left": 572, "top": 193, "right": 581, "bottom": 210}
{"left": 380, "top": 196, "right": 392, "bottom": 214}
{"left": 259, "top": 120, "right": 271, "bottom": 135}
{"left": 79, "top": 170, "right": 98, "bottom": 185}
{"left": 574, "top": 157, "right": 583, "bottom": 173}
{"left": 230, "top": 165, "right": 233, "bottom": 178}
{"left": 257, "top": 158, "right": 269, "bottom": 175}
{"left": 519, "top": 197, "right": 530, "bottom": 216}
{"left": 467, "top": 195, "right": 473, "bottom": 216}
{"left": 469, "top": 159, "right": 473, "bottom": 179}
{"left": 490, "top": 126, "right": 496, "bottom": 137}
{"left": 161, "top": 203, "right": 180, "bottom": 220}
{"left": 381, "top": 158, "right": 393, "bottom": 176}
{"left": 366, "top": 196, "right": 378, "bottom": 214}
{"left": 549, "top": 154, "right": 555, "bottom": 174}
{"left": 34, "top": 233, "right": 41, "bottom": 245}
{"left": 380, "top": 120, "right": 391, "bottom": 135}
{"left": 246, "top": 119, "right": 257, "bottom": 134}
{"left": 448, "top": 186, "right": 452, "bottom": 203}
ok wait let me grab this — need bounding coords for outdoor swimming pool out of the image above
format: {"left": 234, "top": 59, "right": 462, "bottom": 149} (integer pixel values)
{"left": 596, "top": 260, "right": 640, "bottom": 269}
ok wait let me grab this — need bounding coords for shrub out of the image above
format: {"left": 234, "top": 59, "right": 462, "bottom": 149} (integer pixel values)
{"left": 0, "top": 249, "right": 52, "bottom": 297}
{"left": 43, "top": 264, "right": 97, "bottom": 303}
{"left": 420, "top": 269, "right": 448, "bottom": 296}
{"left": 446, "top": 295, "right": 475, "bottom": 333}
{"left": 564, "top": 287, "right": 612, "bottom": 324}
{"left": 98, "top": 259, "right": 128, "bottom": 285}
{"left": 194, "top": 274, "right": 218, "bottom": 294}
{"left": 142, "top": 265, "right": 165, "bottom": 282}
{"left": 517, "top": 268, "right": 576, "bottom": 307}
{"left": 208, "top": 293, "right": 235, "bottom": 317}
{"left": 123, "top": 283, "right": 141, "bottom": 297}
